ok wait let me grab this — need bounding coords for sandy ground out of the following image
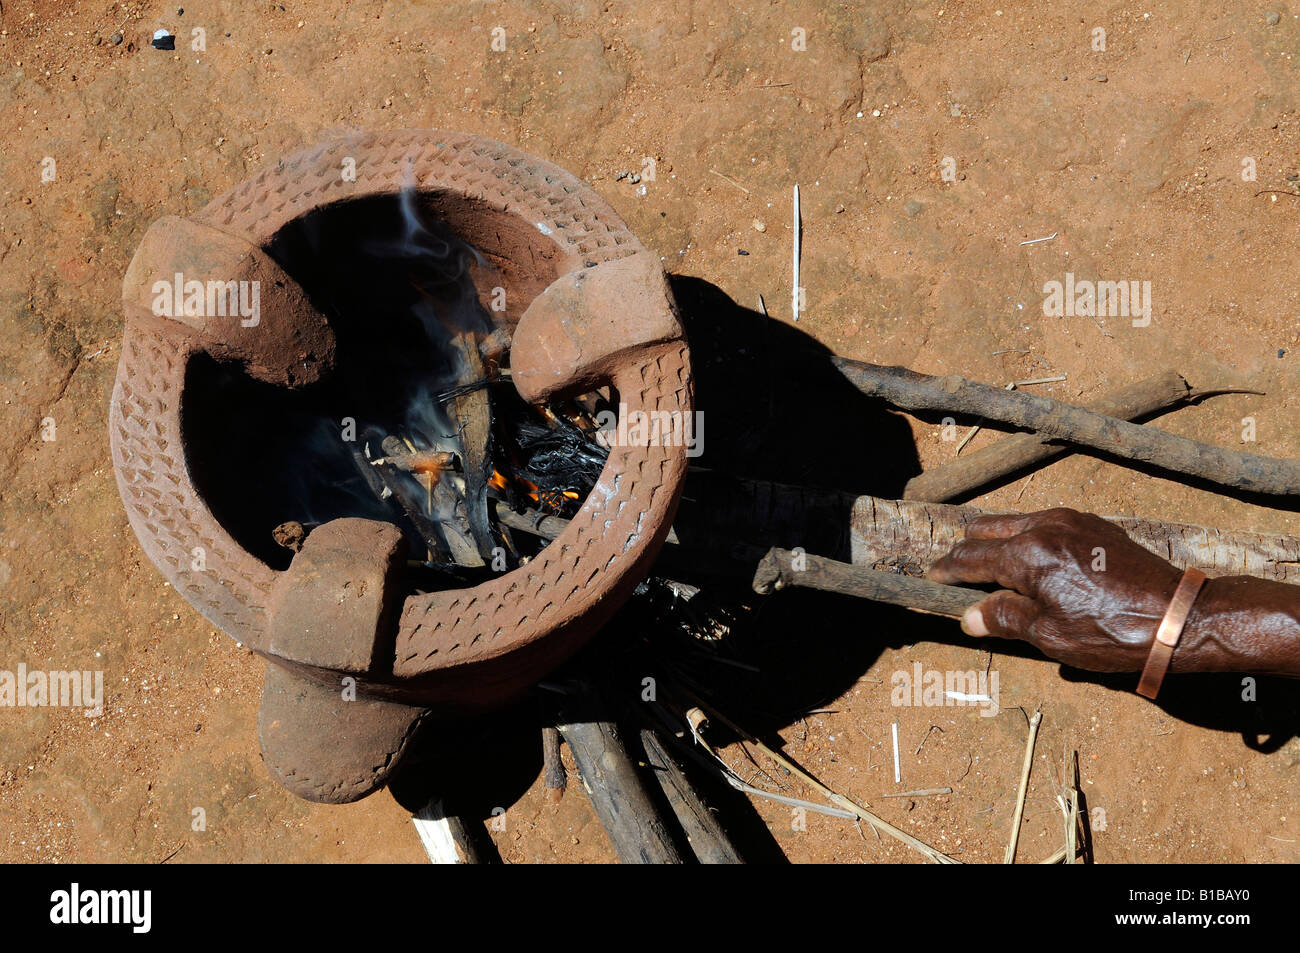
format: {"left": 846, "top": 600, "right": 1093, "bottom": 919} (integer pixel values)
{"left": 3, "top": 0, "right": 1300, "bottom": 863}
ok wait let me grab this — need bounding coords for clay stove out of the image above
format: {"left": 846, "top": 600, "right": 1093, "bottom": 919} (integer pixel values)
{"left": 110, "top": 131, "right": 692, "bottom": 802}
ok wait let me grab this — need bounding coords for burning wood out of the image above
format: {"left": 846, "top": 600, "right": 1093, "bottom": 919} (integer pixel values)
{"left": 371, "top": 438, "right": 458, "bottom": 479}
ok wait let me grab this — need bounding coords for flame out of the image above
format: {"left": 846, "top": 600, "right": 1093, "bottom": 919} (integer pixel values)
{"left": 399, "top": 449, "right": 455, "bottom": 480}
{"left": 489, "top": 468, "right": 579, "bottom": 503}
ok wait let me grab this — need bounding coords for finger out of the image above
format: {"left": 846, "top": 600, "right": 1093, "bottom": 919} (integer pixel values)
{"left": 926, "top": 537, "right": 1019, "bottom": 587}
{"left": 963, "top": 589, "right": 1040, "bottom": 641}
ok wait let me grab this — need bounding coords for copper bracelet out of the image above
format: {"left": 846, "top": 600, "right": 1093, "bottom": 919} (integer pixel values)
{"left": 1136, "top": 567, "right": 1207, "bottom": 699}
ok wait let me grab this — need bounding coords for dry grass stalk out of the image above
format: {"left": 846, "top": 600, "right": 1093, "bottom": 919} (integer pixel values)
{"left": 1004, "top": 708, "right": 1043, "bottom": 864}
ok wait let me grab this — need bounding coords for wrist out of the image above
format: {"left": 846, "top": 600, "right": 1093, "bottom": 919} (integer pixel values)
{"left": 1172, "top": 576, "right": 1299, "bottom": 674}
{"left": 1167, "top": 576, "right": 1221, "bottom": 674}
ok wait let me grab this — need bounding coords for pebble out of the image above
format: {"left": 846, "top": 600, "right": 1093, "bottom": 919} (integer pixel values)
{"left": 737, "top": 249, "right": 749, "bottom": 256}
{"left": 752, "top": 219, "right": 766, "bottom": 232}
{"left": 1266, "top": 11, "right": 1281, "bottom": 26}
{"left": 111, "top": 32, "right": 123, "bottom": 45}
{"left": 627, "top": 172, "right": 641, "bottom": 184}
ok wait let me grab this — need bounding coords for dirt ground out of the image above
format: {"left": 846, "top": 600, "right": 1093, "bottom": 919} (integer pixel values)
{"left": 3, "top": 0, "right": 1300, "bottom": 864}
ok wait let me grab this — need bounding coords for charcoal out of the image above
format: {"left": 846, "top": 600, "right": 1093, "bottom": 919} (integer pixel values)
{"left": 511, "top": 416, "right": 607, "bottom": 493}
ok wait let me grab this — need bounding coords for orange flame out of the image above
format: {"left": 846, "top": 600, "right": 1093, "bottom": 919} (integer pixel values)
{"left": 490, "top": 468, "right": 579, "bottom": 503}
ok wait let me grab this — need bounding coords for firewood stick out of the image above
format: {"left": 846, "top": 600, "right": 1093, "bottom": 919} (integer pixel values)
{"left": 370, "top": 462, "right": 460, "bottom": 565}
{"left": 491, "top": 503, "right": 572, "bottom": 541}
{"left": 849, "top": 494, "right": 1300, "bottom": 585}
{"left": 447, "top": 330, "right": 497, "bottom": 559}
{"left": 833, "top": 357, "right": 1296, "bottom": 496}
{"left": 491, "top": 501, "right": 680, "bottom": 545}
{"left": 497, "top": 482, "right": 1300, "bottom": 587}
{"left": 411, "top": 799, "right": 495, "bottom": 864}
{"left": 350, "top": 446, "right": 454, "bottom": 565}
{"left": 903, "top": 370, "right": 1193, "bottom": 502}
{"left": 541, "top": 725, "right": 566, "bottom": 801}
{"left": 556, "top": 718, "right": 685, "bottom": 864}
{"left": 639, "top": 728, "right": 744, "bottom": 864}
{"left": 753, "top": 547, "right": 985, "bottom": 618}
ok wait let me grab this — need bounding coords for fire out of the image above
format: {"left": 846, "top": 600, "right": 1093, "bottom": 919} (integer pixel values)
{"left": 406, "top": 451, "right": 454, "bottom": 479}
{"left": 489, "top": 468, "right": 579, "bottom": 503}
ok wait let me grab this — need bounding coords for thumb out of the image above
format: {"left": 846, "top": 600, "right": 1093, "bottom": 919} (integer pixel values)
{"left": 962, "top": 589, "right": 1040, "bottom": 641}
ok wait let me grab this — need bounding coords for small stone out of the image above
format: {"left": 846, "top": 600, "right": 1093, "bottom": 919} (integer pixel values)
{"left": 752, "top": 219, "right": 767, "bottom": 232}
{"left": 872, "top": 109, "right": 881, "bottom": 117}
{"left": 1266, "top": 11, "right": 1281, "bottom": 26}
{"left": 737, "top": 249, "right": 749, "bottom": 256}
{"left": 835, "top": 203, "right": 846, "bottom": 213}
{"left": 904, "top": 198, "right": 924, "bottom": 217}
{"left": 1279, "top": 348, "right": 1286, "bottom": 359}
{"left": 110, "top": 32, "right": 123, "bottom": 45}
{"left": 950, "top": 104, "right": 963, "bottom": 117}
{"left": 1094, "top": 74, "right": 1108, "bottom": 83}
{"left": 151, "top": 29, "right": 175, "bottom": 51}
{"left": 627, "top": 172, "right": 641, "bottom": 184}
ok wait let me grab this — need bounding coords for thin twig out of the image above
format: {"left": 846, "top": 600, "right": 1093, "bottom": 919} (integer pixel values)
{"left": 1004, "top": 708, "right": 1043, "bottom": 864}
{"left": 792, "top": 184, "right": 802, "bottom": 321}
{"left": 709, "top": 168, "right": 751, "bottom": 194}
{"left": 915, "top": 724, "right": 943, "bottom": 756}
{"left": 687, "top": 699, "right": 958, "bottom": 864}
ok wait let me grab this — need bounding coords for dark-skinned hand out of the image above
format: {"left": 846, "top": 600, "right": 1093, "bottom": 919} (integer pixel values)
{"left": 927, "top": 508, "right": 1188, "bottom": 673}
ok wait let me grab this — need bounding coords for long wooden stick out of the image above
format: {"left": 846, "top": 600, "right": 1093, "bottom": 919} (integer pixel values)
{"left": 850, "top": 494, "right": 1300, "bottom": 585}
{"left": 903, "top": 371, "right": 1193, "bottom": 501}
{"left": 834, "top": 358, "right": 1298, "bottom": 496}
{"left": 640, "top": 728, "right": 744, "bottom": 864}
{"left": 754, "top": 547, "right": 984, "bottom": 617}
{"left": 1004, "top": 709, "right": 1042, "bottom": 864}
{"left": 556, "top": 718, "right": 685, "bottom": 864}
{"left": 499, "top": 477, "right": 1300, "bottom": 592}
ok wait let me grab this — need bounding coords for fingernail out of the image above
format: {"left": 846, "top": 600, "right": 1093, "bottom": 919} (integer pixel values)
{"left": 961, "top": 605, "right": 988, "bottom": 636}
